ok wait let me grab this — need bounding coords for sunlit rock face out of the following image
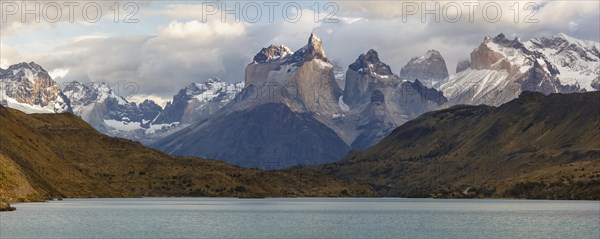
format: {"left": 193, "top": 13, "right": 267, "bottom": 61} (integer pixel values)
{"left": 0, "top": 62, "right": 71, "bottom": 113}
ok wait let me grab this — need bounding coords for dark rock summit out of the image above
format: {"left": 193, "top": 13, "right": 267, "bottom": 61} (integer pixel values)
{"left": 456, "top": 59, "right": 471, "bottom": 73}
{"left": 286, "top": 33, "right": 329, "bottom": 65}
{"left": 349, "top": 49, "right": 393, "bottom": 76}
{"left": 343, "top": 49, "right": 398, "bottom": 107}
{"left": 253, "top": 45, "right": 293, "bottom": 63}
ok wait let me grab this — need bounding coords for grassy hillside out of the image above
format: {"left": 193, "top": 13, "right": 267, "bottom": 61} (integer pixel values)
{"left": 313, "top": 92, "right": 600, "bottom": 199}
{"left": 0, "top": 105, "right": 375, "bottom": 203}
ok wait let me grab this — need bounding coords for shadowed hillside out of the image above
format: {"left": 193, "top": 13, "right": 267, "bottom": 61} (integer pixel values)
{"left": 313, "top": 92, "right": 600, "bottom": 199}
{"left": 0, "top": 105, "right": 375, "bottom": 203}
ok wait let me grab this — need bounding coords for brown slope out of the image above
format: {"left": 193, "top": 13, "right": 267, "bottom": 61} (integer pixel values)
{"left": 314, "top": 91, "right": 600, "bottom": 199}
{"left": 0, "top": 105, "right": 375, "bottom": 202}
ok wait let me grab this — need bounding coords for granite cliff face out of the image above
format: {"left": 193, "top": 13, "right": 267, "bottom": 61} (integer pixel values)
{"left": 343, "top": 49, "right": 397, "bottom": 107}
{"left": 153, "top": 34, "right": 349, "bottom": 169}
{"left": 400, "top": 50, "right": 449, "bottom": 87}
{"left": 338, "top": 49, "right": 447, "bottom": 149}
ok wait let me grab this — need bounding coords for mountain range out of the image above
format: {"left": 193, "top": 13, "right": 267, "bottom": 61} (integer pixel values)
{"left": 1, "top": 32, "right": 598, "bottom": 169}
{"left": 152, "top": 34, "right": 448, "bottom": 168}
{"left": 437, "top": 33, "right": 597, "bottom": 106}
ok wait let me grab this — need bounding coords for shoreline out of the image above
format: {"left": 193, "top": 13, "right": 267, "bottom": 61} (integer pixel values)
{"left": 0, "top": 201, "right": 16, "bottom": 212}
{"left": 7, "top": 196, "right": 600, "bottom": 203}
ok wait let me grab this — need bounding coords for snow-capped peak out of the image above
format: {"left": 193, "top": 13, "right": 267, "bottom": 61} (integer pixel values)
{"left": 0, "top": 62, "right": 71, "bottom": 113}
{"left": 181, "top": 78, "right": 244, "bottom": 103}
{"left": 286, "top": 33, "right": 329, "bottom": 65}
{"left": 253, "top": 45, "right": 294, "bottom": 63}
{"left": 349, "top": 49, "right": 394, "bottom": 77}
{"left": 525, "top": 33, "right": 600, "bottom": 90}
{"left": 64, "top": 81, "right": 129, "bottom": 107}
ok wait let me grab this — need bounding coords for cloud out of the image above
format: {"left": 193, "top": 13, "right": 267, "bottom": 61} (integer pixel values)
{"left": 0, "top": 44, "right": 22, "bottom": 69}
{"left": 0, "top": 1, "right": 152, "bottom": 36}
{"left": 1, "top": 0, "right": 597, "bottom": 102}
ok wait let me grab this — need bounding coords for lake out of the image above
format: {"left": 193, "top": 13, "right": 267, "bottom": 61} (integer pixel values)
{"left": 1, "top": 198, "right": 598, "bottom": 238}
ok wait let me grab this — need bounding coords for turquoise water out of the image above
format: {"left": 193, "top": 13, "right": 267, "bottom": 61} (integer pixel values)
{"left": 1, "top": 198, "right": 598, "bottom": 239}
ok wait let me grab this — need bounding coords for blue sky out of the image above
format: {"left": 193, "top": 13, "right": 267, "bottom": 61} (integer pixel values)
{"left": 1, "top": 0, "right": 599, "bottom": 105}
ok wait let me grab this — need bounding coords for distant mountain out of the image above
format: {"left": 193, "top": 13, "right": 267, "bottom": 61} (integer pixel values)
{"left": 399, "top": 49, "right": 449, "bottom": 87}
{"left": 455, "top": 59, "right": 471, "bottom": 73}
{"left": 0, "top": 62, "right": 243, "bottom": 144}
{"left": 154, "top": 79, "right": 244, "bottom": 125}
{"left": 313, "top": 91, "right": 600, "bottom": 199}
{"left": 0, "top": 62, "right": 71, "bottom": 113}
{"left": 0, "top": 104, "right": 375, "bottom": 202}
{"left": 153, "top": 37, "right": 450, "bottom": 168}
{"left": 63, "top": 81, "right": 173, "bottom": 143}
{"left": 338, "top": 49, "right": 447, "bottom": 149}
{"left": 64, "top": 82, "right": 161, "bottom": 125}
{"left": 526, "top": 33, "right": 600, "bottom": 91}
{"left": 437, "top": 33, "right": 592, "bottom": 106}
{"left": 153, "top": 34, "right": 349, "bottom": 169}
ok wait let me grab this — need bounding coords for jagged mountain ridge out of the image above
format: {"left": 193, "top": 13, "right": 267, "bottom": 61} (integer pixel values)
{"left": 338, "top": 49, "right": 448, "bottom": 149}
{"left": 3, "top": 32, "right": 598, "bottom": 170}
{"left": 437, "top": 33, "right": 593, "bottom": 106}
{"left": 154, "top": 79, "right": 244, "bottom": 125}
{"left": 1, "top": 62, "right": 244, "bottom": 143}
{"left": 153, "top": 35, "right": 451, "bottom": 168}
{"left": 154, "top": 34, "right": 349, "bottom": 169}
{"left": 64, "top": 78, "right": 243, "bottom": 143}
{"left": 525, "top": 33, "right": 600, "bottom": 91}
{"left": 0, "top": 62, "right": 71, "bottom": 113}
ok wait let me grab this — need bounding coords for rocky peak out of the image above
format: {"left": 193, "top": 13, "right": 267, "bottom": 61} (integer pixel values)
{"left": 6, "top": 61, "right": 46, "bottom": 73}
{"left": 0, "top": 62, "right": 70, "bottom": 113}
{"left": 286, "top": 33, "right": 329, "bottom": 65}
{"left": 491, "top": 33, "right": 527, "bottom": 50}
{"left": 62, "top": 81, "right": 99, "bottom": 106}
{"left": 525, "top": 33, "right": 599, "bottom": 91}
{"left": 349, "top": 49, "right": 393, "bottom": 76}
{"left": 456, "top": 59, "right": 471, "bottom": 73}
{"left": 472, "top": 34, "right": 527, "bottom": 72}
{"left": 3, "top": 62, "right": 52, "bottom": 83}
{"left": 492, "top": 33, "right": 507, "bottom": 43}
{"left": 155, "top": 78, "right": 243, "bottom": 124}
{"left": 518, "top": 60, "right": 582, "bottom": 94}
{"left": 399, "top": 49, "right": 449, "bottom": 85}
{"left": 253, "top": 45, "right": 293, "bottom": 63}
{"left": 343, "top": 49, "right": 400, "bottom": 107}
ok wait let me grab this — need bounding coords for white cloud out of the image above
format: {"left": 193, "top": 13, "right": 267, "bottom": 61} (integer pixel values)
{"left": 1, "top": 0, "right": 597, "bottom": 99}
{"left": 0, "top": 44, "right": 22, "bottom": 69}
{"left": 0, "top": 1, "right": 151, "bottom": 36}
